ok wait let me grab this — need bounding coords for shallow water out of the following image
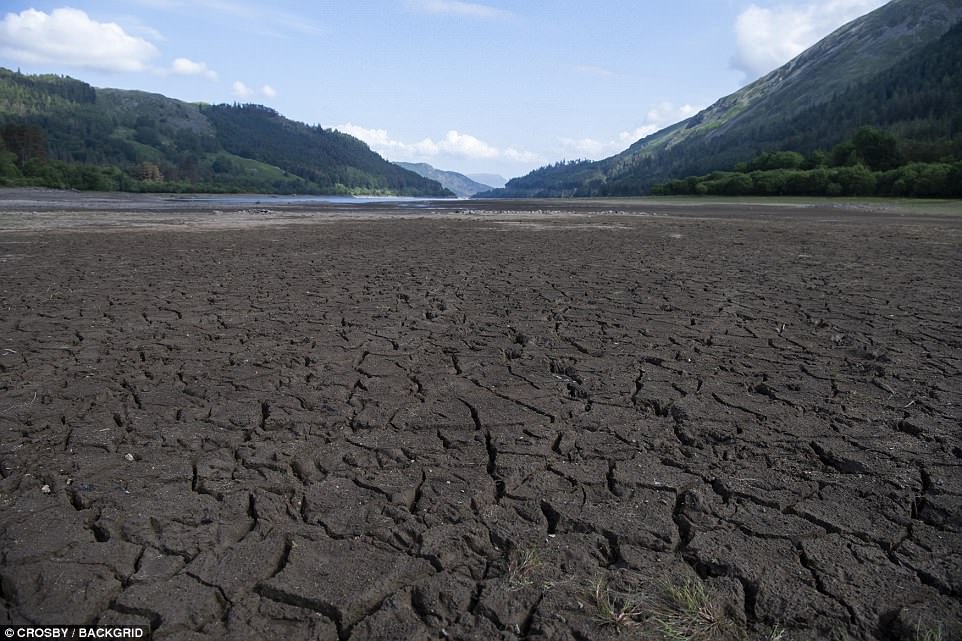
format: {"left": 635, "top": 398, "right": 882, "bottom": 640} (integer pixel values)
{"left": 166, "top": 194, "right": 456, "bottom": 206}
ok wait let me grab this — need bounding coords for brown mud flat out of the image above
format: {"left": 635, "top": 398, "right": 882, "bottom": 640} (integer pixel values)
{"left": 1, "top": 196, "right": 960, "bottom": 640}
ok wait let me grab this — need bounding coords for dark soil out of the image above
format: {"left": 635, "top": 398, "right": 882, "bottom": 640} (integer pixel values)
{"left": 1, "top": 196, "right": 960, "bottom": 640}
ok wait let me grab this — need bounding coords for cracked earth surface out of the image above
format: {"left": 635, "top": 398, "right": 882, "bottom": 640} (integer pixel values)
{"left": 1, "top": 199, "right": 960, "bottom": 640}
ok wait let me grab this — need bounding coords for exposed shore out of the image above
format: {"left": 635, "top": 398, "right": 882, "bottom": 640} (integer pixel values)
{"left": 1, "top": 194, "right": 960, "bottom": 640}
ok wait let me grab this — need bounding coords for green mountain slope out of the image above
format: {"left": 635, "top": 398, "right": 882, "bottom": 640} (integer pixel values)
{"left": 0, "top": 69, "right": 450, "bottom": 196}
{"left": 203, "top": 104, "right": 450, "bottom": 195}
{"left": 484, "top": 0, "right": 962, "bottom": 197}
{"left": 395, "top": 162, "right": 493, "bottom": 197}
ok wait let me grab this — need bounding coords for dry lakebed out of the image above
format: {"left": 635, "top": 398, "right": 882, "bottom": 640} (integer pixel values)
{"left": 1, "top": 191, "right": 960, "bottom": 640}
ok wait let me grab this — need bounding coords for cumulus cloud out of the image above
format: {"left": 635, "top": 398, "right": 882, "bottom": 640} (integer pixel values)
{"left": 232, "top": 81, "right": 276, "bottom": 99}
{"left": 731, "top": 0, "right": 887, "bottom": 80}
{"left": 0, "top": 7, "right": 159, "bottom": 72}
{"left": 405, "top": 0, "right": 511, "bottom": 19}
{"left": 337, "top": 123, "right": 538, "bottom": 164}
{"left": 170, "top": 57, "right": 218, "bottom": 80}
{"left": 438, "top": 131, "right": 499, "bottom": 158}
{"left": 232, "top": 81, "right": 253, "bottom": 98}
{"left": 503, "top": 147, "right": 540, "bottom": 163}
{"left": 559, "top": 101, "right": 701, "bottom": 159}
{"left": 336, "top": 124, "right": 433, "bottom": 157}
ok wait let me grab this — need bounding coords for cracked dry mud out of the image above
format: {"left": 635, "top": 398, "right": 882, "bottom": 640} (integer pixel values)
{"left": 1, "top": 200, "right": 960, "bottom": 641}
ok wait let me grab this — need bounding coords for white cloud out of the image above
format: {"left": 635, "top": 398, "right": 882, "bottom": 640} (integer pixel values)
{"left": 405, "top": 0, "right": 511, "bottom": 19}
{"left": 232, "top": 81, "right": 254, "bottom": 98}
{"left": 232, "top": 81, "right": 276, "bottom": 99}
{"left": 438, "top": 131, "right": 499, "bottom": 159}
{"left": 116, "top": 16, "right": 166, "bottom": 42}
{"left": 503, "top": 147, "right": 540, "bottom": 164}
{"left": 0, "top": 7, "right": 159, "bottom": 72}
{"left": 732, "top": 0, "right": 888, "bottom": 80}
{"left": 170, "top": 57, "right": 218, "bottom": 80}
{"left": 556, "top": 137, "right": 611, "bottom": 158}
{"left": 337, "top": 123, "right": 539, "bottom": 164}
{"left": 560, "top": 102, "right": 701, "bottom": 159}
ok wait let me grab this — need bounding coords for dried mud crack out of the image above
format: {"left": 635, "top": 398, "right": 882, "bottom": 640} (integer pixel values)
{"left": 1, "top": 199, "right": 960, "bottom": 641}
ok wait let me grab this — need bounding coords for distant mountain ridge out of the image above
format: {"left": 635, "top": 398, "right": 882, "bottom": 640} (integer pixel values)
{"left": 395, "top": 162, "right": 492, "bottom": 197}
{"left": 0, "top": 69, "right": 451, "bottom": 196}
{"left": 482, "top": 0, "right": 962, "bottom": 197}
{"left": 467, "top": 173, "right": 507, "bottom": 189}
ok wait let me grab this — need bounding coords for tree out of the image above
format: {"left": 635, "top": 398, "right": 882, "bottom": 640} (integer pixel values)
{"left": 211, "top": 156, "right": 234, "bottom": 174}
{"left": 832, "top": 164, "right": 876, "bottom": 196}
{"left": 131, "top": 161, "right": 163, "bottom": 182}
{"left": 831, "top": 142, "right": 859, "bottom": 167}
{"left": 805, "top": 150, "right": 829, "bottom": 169}
{"left": 0, "top": 124, "right": 48, "bottom": 163}
{"left": 850, "top": 126, "right": 902, "bottom": 171}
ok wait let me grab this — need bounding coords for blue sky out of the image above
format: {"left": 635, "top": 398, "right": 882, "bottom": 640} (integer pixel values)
{"left": 0, "top": 0, "right": 887, "bottom": 179}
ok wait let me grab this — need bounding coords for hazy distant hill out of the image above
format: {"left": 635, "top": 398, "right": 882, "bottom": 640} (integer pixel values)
{"left": 0, "top": 69, "right": 451, "bottom": 196}
{"left": 467, "top": 173, "right": 507, "bottom": 189}
{"left": 395, "top": 162, "right": 492, "bottom": 197}
{"left": 482, "top": 0, "right": 962, "bottom": 197}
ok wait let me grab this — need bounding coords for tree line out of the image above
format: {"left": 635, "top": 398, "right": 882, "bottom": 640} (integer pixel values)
{"left": 651, "top": 127, "right": 962, "bottom": 198}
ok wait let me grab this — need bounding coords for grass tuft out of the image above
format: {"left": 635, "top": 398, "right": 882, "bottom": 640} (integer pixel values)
{"left": 585, "top": 573, "right": 786, "bottom": 640}
{"left": 589, "top": 577, "right": 647, "bottom": 628}
{"left": 507, "top": 547, "right": 544, "bottom": 591}
{"left": 767, "top": 625, "right": 788, "bottom": 641}
{"left": 914, "top": 620, "right": 943, "bottom": 641}
{"left": 650, "top": 576, "right": 728, "bottom": 641}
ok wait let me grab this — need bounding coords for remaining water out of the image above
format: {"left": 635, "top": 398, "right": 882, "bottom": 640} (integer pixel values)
{"left": 168, "top": 194, "right": 458, "bottom": 206}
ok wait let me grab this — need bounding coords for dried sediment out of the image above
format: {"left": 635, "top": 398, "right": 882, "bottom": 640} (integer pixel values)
{"left": 1, "top": 203, "right": 960, "bottom": 640}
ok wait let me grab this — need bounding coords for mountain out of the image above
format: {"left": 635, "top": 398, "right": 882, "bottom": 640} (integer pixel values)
{"left": 395, "top": 162, "right": 492, "bottom": 197}
{"left": 0, "top": 69, "right": 451, "bottom": 196}
{"left": 482, "top": 0, "right": 962, "bottom": 197}
{"left": 467, "top": 173, "right": 507, "bottom": 189}
{"left": 203, "top": 105, "right": 451, "bottom": 195}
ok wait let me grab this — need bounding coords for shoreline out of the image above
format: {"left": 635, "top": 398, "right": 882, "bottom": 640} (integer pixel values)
{"left": 0, "top": 189, "right": 959, "bottom": 233}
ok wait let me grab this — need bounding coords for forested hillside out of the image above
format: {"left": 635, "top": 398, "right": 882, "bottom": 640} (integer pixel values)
{"left": 204, "top": 104, "right": 442, "bottom": 196}
{"left": 610, "top": 17, "right": 962, "bottom": 195}
{"left": 0, "top": 69, "right": 450, "bottom": 196}
{"left": 481, "top": 0, "right": 962, "bottom": 198}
